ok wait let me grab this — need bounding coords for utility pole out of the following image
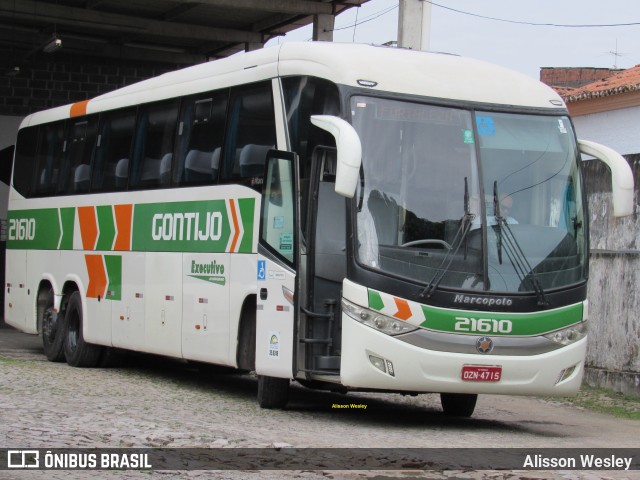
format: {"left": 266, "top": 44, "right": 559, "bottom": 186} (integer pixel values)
{"left": 397, "top": 0, "right": 432, "bottom": 51}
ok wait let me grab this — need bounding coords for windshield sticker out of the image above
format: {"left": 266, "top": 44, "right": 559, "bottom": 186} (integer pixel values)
{"left": 273, "top": 216, "right": 284, "bottom": 229}
{"left": 476, "top": 116, "right": 495, "bottom": 136}
{"left": 558, "top": 119, "right": 568, "bottom": 134}
{"left": 462, "top": 129, "right": 475, "bottom": 144}
{"left": 279, "top": 233, "right": 293, "bottom": 252}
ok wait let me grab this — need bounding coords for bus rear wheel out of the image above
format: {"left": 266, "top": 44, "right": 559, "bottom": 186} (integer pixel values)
{"left": 41, "top": 288, "right": 65, "bottom": 362}
{"left": 440, "top": 393, "right": 477, "bottom": 417}
{"left": 257, "top": 375, "right": 289, "bottom": 409}
{"left": 63, "top": 292, "right": 102, "bottom": 368}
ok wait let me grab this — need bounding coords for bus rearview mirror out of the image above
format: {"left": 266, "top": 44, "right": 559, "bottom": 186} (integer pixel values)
{"left": 310, "top": 115, "right": 362, "bottom": 198}
{"left": 578, "top": 139, "right": 635, "bottom": 217}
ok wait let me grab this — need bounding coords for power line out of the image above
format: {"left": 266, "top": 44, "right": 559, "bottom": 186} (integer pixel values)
{"left": 425, "top": 0, "right": 640, "bottom": 28}
{"left": 331, "top": 4, "right": 398, "bottom": 32}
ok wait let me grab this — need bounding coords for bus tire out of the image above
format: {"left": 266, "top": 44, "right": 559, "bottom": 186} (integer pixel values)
{"left": 63, "top": 292, "right": 102, "bottom": 368}
{"left": 257, "top": 375, "right": 289, "bottom": 409}
{"left": 40, "top": 288, "right": 65, "bottom": 362}
{"left": 236, "top": 305, "right": 256, "bottom": 371}
{"left": 440, "top": 393, "right": 477, "bottom": 417}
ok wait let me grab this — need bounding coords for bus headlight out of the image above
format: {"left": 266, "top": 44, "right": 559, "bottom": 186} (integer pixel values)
{"left": 544, "top": 321, "right": 587, "bottom": 346}
{"left": 342, "top": 299, "right": 418, "bottom": 336}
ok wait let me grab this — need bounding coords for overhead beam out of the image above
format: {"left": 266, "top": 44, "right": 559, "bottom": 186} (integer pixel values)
{"left": 162, "top": 3, "right": 201, "bottom": 21}
{"left": 0, "top": 0, "right": 262, "bottom": 44}
{"left": 181, "top": 0, "right": 333, "bottom": 15}
{"left": 250, "top": 13, "right": 299, "bottom": 34}
{"left": 85, "top": 0, "right": 107, "bottom": 9}
{"left": 0, "top": 27, "right": 207, "bottom": 65}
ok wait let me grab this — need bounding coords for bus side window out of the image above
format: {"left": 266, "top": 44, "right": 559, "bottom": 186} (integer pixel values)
{"left": 130, "top": 100, "right": 179, "bottom": 190}
{"left": 13, "top": 126, "right": 39, "bottom": 198}
{"left": 175, "top": 90, "right": 228, "bottom": 186}
{"left": 92, "top": 108, "right": 136, "bottom": 193}
{"left": 34, "top": 122, "right": 66, "bottom": 197}
{"left": 60, "top": 117, "right": 98, "bottom": 195}
{"left": 222, "top": 82, "right": 276, "bottom": 187}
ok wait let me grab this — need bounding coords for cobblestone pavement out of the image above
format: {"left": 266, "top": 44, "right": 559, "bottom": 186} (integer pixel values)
{"left": 1, "top": 323, "right": 638, "bottom": 480}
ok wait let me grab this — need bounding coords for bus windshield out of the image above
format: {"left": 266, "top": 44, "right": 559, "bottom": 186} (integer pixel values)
{"left": 352, "top": 96, "right": 586, "bottom": 294}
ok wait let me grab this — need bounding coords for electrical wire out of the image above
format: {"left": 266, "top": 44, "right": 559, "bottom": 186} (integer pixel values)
{"left": 425, "top": 0, "right": 640, "bottom": 28}
{"left": 331, "top": 4, "right": 398, "bottom": 32}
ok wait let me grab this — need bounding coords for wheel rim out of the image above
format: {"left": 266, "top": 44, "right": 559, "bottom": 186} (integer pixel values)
{"left": 43, "top": 306, "right": 56, "bottom": 343}
{"left": 67, "top": 309, "right": 80, "bottom": 354}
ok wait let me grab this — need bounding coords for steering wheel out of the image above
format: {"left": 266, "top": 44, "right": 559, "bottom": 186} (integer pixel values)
{"left": 400, "top": 239, "right": 453, "bottom": 250}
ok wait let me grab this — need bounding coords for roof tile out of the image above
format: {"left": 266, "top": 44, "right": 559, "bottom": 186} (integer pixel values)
{"left": 560, "top": 64, "right": 640, "bottom": 102}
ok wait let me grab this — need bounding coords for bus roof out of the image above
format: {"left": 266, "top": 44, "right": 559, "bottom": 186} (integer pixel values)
{"left": 19, "top": 42, "right": 566, "bottom": 129}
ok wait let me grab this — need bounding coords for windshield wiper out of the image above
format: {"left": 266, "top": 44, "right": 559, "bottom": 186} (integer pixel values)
{"left": 492, "top": 182, "right": 549, "bottom": 307}
{"left": 493, "top": 182, "right": 503, "bottom": 264}
{"left": 419, "top": 177, "right": 475, "bottom": 300}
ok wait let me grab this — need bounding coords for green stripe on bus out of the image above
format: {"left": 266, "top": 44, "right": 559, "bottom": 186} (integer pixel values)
{"left": 131, "top": 200, "right": 232, "bottom": 253}
{"left": 9, "top": 198, "right": 256, "bottom": 253}
{"left": 420, "top": 302, "right": 583, "bottom": 336}
{"left": 368, "top": 290, "right": 385, "bottom": 312}
{"left": 104, "top": 255, "right": 122, "bottom": 301}
{"left": 238, "top": 198, "right": 255, "bottom": 253}
{"left": 96, "top": 205, "right": 116, "bottom": 251}
{"left": 8, "top": 209, "right": 61, "bottom": 250}
{"left": 59, "top": 208, "right": 75, "bottom": 250}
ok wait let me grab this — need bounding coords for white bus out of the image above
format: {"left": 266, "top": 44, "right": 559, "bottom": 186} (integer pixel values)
{"left": 5, "top": 42, "right": 634, "bottom": 416}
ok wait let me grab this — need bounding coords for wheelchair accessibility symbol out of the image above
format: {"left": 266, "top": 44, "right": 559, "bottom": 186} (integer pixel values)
{"left": 257, "top": 260, "right": 266, "bottom": 280}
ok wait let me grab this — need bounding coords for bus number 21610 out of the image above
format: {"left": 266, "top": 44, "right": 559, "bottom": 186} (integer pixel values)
{"left": 8, "top": 218, "right": 36, "bottom": 241}
{"left": 454, "top": 316, "right": 513, "bottom": 334}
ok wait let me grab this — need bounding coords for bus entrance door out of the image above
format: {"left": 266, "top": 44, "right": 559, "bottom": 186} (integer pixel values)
{"left": 297, "top": 147, "right": 345, "bottom": 382}
{"left": 255, "top": 151, "right": 298, "bottom": 382}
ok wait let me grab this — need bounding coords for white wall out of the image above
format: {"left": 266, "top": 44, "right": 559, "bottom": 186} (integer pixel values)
{"left": 573, "top": 105, "right": 640, "bottom": 395}
{"left": 572, "top": 105, "right": 640, "bottom": 156}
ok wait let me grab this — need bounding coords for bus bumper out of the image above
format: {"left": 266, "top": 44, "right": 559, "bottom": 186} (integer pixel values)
{"left": 340, "top": 313, "right": 586, "bottom": 396}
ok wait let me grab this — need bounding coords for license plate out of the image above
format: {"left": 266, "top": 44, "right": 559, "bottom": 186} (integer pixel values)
{"left": 461, "top": 365, "right": 502, "bottom": 382}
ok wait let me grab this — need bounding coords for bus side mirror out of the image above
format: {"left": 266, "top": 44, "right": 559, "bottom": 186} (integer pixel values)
{"left": 578, "top": 139, "right": 635, "bottom": 217}
{"left": 310, "top": 115, "right": 362, "bottom": 198}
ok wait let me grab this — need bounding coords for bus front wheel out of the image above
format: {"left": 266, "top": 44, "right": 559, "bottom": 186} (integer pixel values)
{"left": 440, "top": 393, "right": 477, "bottom": 417}
{"left": 63, "top": 292, "right": 102, "bottom": 368}
{"left": 257, "top": 375, "right": 289, "bottom": 409}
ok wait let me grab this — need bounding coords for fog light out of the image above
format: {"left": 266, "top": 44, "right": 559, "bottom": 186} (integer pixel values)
{"left": 555, "top": 364, "right": 578, "bottom": 385}
{"left": 385, "top": 359, "right": 395, "bottom": 377}
{"left": 369, "top": 355, "right": 386, "bottom": 373}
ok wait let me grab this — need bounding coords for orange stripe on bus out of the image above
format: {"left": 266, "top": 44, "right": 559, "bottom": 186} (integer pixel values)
{"left": 113, "top": 204, "right": 133, "bottom": 251}
{"left": 78, "top": 206, "right": 98, "bottom": 250}
{"left": 70, "top": 100, "right": 89, "bottom": 118}
{"left": 229, "top": 199, "right": 240, "bottom": 253}
{"left": 393, "top": 297, "right": 412, "bottom": 321}
{"left": 85, "top": 254, "right": 107, "bottom": 299}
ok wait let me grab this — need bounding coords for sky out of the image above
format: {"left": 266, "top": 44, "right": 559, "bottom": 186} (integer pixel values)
{"left": 266, "top": 0, "right": 640, "bottom": 80}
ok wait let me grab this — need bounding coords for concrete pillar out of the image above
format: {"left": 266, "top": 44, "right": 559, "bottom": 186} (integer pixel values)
{"left": 313, "top": 14, "right": 335, "bottom": 42}
{"left": 398, "top": 0, "right": 432, "bottom": 51}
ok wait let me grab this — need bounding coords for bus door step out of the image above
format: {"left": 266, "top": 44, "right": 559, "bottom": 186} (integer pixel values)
{"left": 314, "top": 355, "right": 340, "bottom": 370}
